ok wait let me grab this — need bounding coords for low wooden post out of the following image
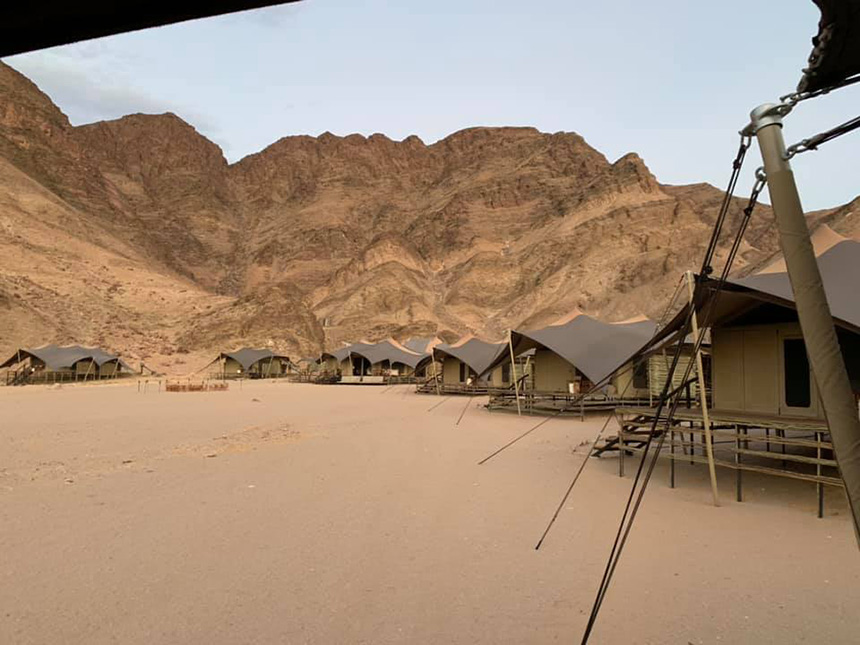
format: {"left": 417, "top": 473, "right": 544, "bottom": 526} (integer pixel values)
{"left": 735, "top": 425, "right": 743, "bottom": 502}
{"left": 669, "top": 426, "right": 676, "bottom": 488}
{"left": 817, "top": 431, "right": 824, "bottom": 519}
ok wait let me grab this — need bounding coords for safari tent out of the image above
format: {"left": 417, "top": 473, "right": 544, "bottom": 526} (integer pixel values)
{"left": 601, "top": 236, "right": 860, "bottom": 516}
{"left": 478, "top": 313, "right": 658, "bottom": 413}
{"left": 421, "top": 337, "right": 508, "bottom": 394}
{"left": 1, "top": 345, "right": 131, "bottom": 385}
{"left": 213, "top": 348, "right": 291, "bottom": 379}
{"left": 319, "top": 341, "right": 431, "bottom": 384}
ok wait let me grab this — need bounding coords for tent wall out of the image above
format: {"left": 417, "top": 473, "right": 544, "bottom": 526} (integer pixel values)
{"left": 224, "top": 357, "right": 244, "bottom": 376}
{"left": 712, "top": 322, "right": 822, "bottom": 419}
{"left": 611, "top": 362, "right": 649, "bottom": 399}
{"left": 75, "top": 359, "right": 95, "bottom": 377}
{"left": 100, "top": 361, "right": 118, "bottom": 377}
{"left": 441, "top": 358, "right": 477, "bottom": 384}
{"left": 487, "top": 365, "right": 509, "bottom": 387}
{"left": 442, "top": 358, "right": 462, "bottom": 384}
{"left": 390, "top": 362, "right": 414, "bottom": 377}
{"left": 532, "top": 348, "right": 577, "bottom": 393}
{"left": 647, "top": 352, "right": 697, "bottom": 399}
{"left": 370, "top": 360, "right": 389, "bottom": 376}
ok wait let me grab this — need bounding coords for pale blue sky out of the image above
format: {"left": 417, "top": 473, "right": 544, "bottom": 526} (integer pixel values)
{"left": 4, "top": 0, "right": 859, "bottom": 210}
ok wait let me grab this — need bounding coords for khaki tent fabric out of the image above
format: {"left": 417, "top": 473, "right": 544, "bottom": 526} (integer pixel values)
{"left": 434, "top": 338, "right": 507, "bottom": 377}
{"left": 1, "top": 345, "right": 129, "bottom": 371}
{"left": 218, "top": 348, "right": 290, "bottom": 372}
{"left": 480, "top": 315, "right": 657, "bottom": 385}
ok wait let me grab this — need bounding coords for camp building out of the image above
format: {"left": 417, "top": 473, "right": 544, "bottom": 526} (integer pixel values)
{"left": 1, "top": 345, "right": 131, "bottom": 385}
{"left": 601, "top": 234, "right": 860, "bottom": 516}
{"left": 213, "top": 348, "right": 291, "bottom": 379}
{"left": 479, "top": 313, "right": 658, "bottom": 413}
{"left": 418, "top": 336, "right": 509, "bottom": 394}
{"left": 319, "top": 340, "right": 431, "bottom": 384}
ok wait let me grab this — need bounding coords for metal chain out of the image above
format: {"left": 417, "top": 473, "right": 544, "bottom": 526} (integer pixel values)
{"left": 745, "top": 167, "right": 767, "bottom": 214}
{"left": 780, "top": 73, "right": 860, "bottom": 109}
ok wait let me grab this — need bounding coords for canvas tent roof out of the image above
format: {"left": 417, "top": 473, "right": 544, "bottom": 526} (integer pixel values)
{"left": 479, "top": 314, "right": 658, "bottom": 385}
{"left": 346, "top": 340, "right": 429, "bottom": 369}
{"left": 633, "top": 239, "right": 860, "bottom": 360}
{"left": 2, "top": 1, "right": 302, "bottom": 57}
{"left": 0, "top": 345, "right": 129, "bottom": 371}
{"left": 218, "top": 348, "right": 289, "bottom": 371}
{"left": 321, "top": 341, "right": 430, "bottom": 369}
{"left": 433, "top": 337, "right": 507, "bottom": 376}
{"left": 401, "top": 337, "right": 440, "bottom": 354}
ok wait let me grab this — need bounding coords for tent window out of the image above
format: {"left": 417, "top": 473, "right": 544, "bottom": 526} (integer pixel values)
{"left": 783, "top": 338, "right": 811, "bottom": 408}
{"left": 633, "top": 361, "right": 649, "bottom": 389}
{"left": 459, "top": 362, "right": 466, "bottom": 383}
{"left": 502, "top": 363, "right": 511, "bottom": 383}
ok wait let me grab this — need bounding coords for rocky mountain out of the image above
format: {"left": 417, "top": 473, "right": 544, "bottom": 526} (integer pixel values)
{"left": 0, "top": 61, "right": 854, "bottom": 374}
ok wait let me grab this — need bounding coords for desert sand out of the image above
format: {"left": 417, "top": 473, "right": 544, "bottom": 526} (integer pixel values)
{"left": 1, "top": 381, "right": 858, "bottom": 644}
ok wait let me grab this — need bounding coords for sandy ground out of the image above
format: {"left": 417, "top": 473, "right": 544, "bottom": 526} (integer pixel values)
{"left": 1, "top": 381, "right": 858, "bottom": 644}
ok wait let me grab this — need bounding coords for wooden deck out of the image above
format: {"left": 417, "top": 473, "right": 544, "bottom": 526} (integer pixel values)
{"left": 487, "top": 390, "right": 653, "bottom": 418}
{"left": 415, "top": 381, "right": 497, "bottom": 396}
{"left": 594, "top": 406, "right": 841, "bottom": 517}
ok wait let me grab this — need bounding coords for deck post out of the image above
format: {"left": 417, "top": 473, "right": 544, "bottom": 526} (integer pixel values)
{"left": 817, "top": 431, "right": 824, "bottom": 519}
{"left": 432, "top": 348, "right": 441, "bottom": 396}
{"left": 749, "top": 104, "right": 860, "bottom": 541}
{"left": 686, "top": 270, "right": 720, "bottom": 506}
{"left": 735, "top": 425, "right": 743, "bottom": 502}
{"left": 669, "top": 426, "right": 676, "bottom": 488}
{"left": 508, "top": 331, "right": 521, "bottom": 416}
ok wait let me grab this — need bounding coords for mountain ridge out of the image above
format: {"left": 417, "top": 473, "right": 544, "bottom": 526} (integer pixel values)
{"left": 1, "top": 60, "right": 854, "bottom": 374}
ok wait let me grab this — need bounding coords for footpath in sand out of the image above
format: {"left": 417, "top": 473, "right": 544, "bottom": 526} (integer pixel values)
{"left": 1, "top": 381, "right": 858, "bottom": 644}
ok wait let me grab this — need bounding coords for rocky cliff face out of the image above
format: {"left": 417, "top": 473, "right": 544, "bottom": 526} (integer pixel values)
{"left": 0, "top": 61, "right": 850, "bottom": 373}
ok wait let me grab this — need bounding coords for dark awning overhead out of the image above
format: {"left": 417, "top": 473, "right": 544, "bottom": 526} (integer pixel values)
{"left": 480, "top": 315, "right": 657, "bottom": 385}
{"left": 0, "top": 344, "right": 128, "bottom": 370}
{"left": 798, "top": 0, "right": 860, "bottom": 92}
{"left": 219, "top": 347, "right": 288, "bottom": 371}
{"left": 1, "top": 1, "right": 302, "bottom": 58}
{"left": 434, "top": 338, "right": 507, "bottom": 376}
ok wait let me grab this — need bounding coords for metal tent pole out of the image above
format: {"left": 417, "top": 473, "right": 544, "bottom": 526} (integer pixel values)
{"left": 748, "top": 103, "right": 860, "bottom": 540}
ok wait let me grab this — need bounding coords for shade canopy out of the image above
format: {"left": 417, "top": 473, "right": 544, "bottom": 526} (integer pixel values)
{"left": 434, "top": 338, "right": 507, "bottom": 377}
{"left": 480, "top": 315, "right": 657, "bottom": 385}
{"left": 2, "top": 1, "right": 302, "bottom": 57}
{"left": 218, "top": 348, "right": 289, "bottom": 371}
{"left": 633, "top": 239, "right": 860, "bottom": 367}
{"left": 1, "top": 344, "right": 128, "bottom": 370}
{"left": 799, "top": 0, "right": 860, "bottom": 92}
{"left": 401, "top": 337, "right": 440, "bottom": 354}
{"left": 321, "top": 340, "right": 430, "bottom": 369}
